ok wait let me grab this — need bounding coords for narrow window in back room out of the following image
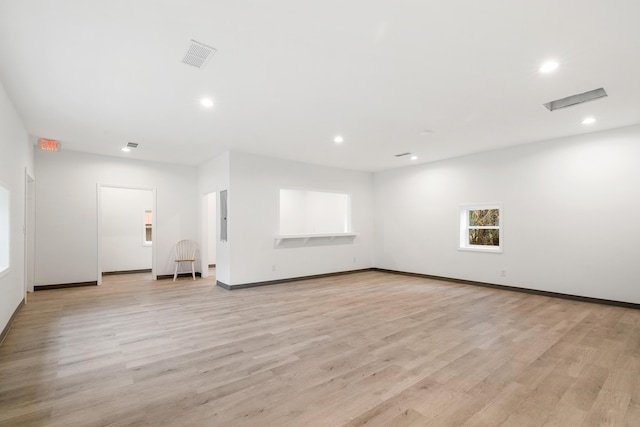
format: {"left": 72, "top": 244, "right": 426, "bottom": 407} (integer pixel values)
{"left": 143, "top": 210, "right": 152, "bottom": 246}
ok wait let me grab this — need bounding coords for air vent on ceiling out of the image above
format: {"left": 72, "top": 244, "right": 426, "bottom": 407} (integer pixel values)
{"left": 544, "top": 88, "right": 607, "bottom": 111}
{"left": 182, "top": 40, "right": 216, "bottom": 69}
{"left": 394, "top": 152, "right": 411, "bottom": 157}
{"left": 126, "top": 142, "right": 139, "bottom": 148}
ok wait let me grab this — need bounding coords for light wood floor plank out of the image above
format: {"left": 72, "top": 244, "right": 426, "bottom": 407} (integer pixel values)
{"left": 1, "top": 270, "right": 639, "bottom": 426}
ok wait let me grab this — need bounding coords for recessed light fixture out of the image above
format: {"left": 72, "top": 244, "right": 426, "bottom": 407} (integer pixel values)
{"left": 201, "top": 98, "right": 214, "bottom": 108}
{"left": 540, "top": 61, "right": 559, "bottom": 73}
{"left": 121, "top": 147, "right": 131, "bottom": 152}
{"left": 334, "top": 135, "right": 344, "bottom": 144}
{"left": 582, "top": 117, "right": 596, "bottom": 125}
{"left": 410, "top": 155, "right": 418, "bottom": 160}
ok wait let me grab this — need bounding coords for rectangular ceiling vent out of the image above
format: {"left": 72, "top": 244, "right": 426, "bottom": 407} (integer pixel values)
{"left": 182, "top": 40, "right": 216, "bottom": 69}
{"left": 544, "top": 88, "right": 607, "bottom": 111}
{"left": 126, "top": 142, "right": 139, "bottom": 148}
{"left": 394, "top": 152, "right": 411, "bottom": 157}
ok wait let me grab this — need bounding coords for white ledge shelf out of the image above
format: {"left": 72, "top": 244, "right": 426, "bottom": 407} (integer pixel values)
{"left": 275, "top": 232, "right": 359, "bottom": 245}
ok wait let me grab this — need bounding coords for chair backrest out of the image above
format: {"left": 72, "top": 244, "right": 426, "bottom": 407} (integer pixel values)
{"left": 175, "top": 240, "right": 197, "bottom": 261}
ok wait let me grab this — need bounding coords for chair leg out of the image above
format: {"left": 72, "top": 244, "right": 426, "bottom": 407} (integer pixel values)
{"left": 191, "top": 262, "right": 195, "bottom": 280}
{"left": 173, "top": 263, "right": 178, "bottom": 282}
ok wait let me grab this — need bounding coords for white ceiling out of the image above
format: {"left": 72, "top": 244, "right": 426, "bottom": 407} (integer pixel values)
{"left": 1, "top": 0, "right": 639, "bottom": 172}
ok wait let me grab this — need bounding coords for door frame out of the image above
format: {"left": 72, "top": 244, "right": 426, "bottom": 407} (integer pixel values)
{"left": 96, "top": 184, "right": 157, "bottom": 285}
{"left": 200, "top": 191, "right": 217, "bottom": 279}
{"left": 23, "top": 169, "right": 35, "bottom": 297}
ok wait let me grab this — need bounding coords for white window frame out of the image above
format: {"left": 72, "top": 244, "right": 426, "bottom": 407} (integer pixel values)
{"left": 0, "top": 183, "right": 9, "bottom": 277}
{"left": 459, "top": 204, "right": 503, "bottom": 253}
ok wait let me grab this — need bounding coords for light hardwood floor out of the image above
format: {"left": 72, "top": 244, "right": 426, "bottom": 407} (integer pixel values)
{"left": 0, "top": 270, "right": 639, "bottom": 426}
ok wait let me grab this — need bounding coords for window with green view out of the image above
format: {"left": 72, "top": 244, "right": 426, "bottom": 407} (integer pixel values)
{"left": 459, "top": 205, "right": 502, "bottom": 252}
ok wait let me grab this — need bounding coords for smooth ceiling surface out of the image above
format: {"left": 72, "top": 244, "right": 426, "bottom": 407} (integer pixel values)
{"left": 0, "top": 0, "right": 639, "bottom": 171}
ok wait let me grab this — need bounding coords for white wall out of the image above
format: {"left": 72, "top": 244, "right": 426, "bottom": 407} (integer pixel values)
{"left": 374, "top": 125, "right": 640, "bottom": 304}
{"left": 227, "top": 151, "right": 375, "bottom": 286}
{"left": 100, "top": 187, "right": 153, "bottom": 272}
{"left": 279, "top": 189, "right": 306, "bottom": 235}
{"left": 0, "top": 79, "right": 33, "bottom": 332}
{"left": 198, "top": 152, "right": 229, "bottom": 282}
{"left": 207, "top": 192, "right": 216, "bottom": 265}
{"left": 0, "top": 187, "right": 9, "bottom": 272}
{"left": 35, "top": 150, "right": 198, "bottom": 286}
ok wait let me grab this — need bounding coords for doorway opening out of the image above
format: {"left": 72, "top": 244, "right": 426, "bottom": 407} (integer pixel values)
{"left": 97, "top": 185, "right": 156, "bottom": 285}
{"left": 200, "top": 192, "right": 217, "bottom": 279}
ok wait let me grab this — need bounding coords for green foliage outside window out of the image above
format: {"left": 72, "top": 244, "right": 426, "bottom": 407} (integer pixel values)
{"left": 469, "top": 209, "right": 500, "bottom": 246}
{"left": 469, "top": 209, "right": 499, "bottom": 226}
{"left": 469, "top": 229, "right": 500, "bottom": 246}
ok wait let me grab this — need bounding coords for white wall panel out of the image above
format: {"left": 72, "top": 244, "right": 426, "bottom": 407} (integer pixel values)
{"left": 197, "top": 152, "right": 229, "bottom": 282}
{"left": 0, "top": 80, "right": 33, "bottom": 332}
{"left": 228, "top": 151, "right": 374, "bottom": 286}
{"left": 374, "top": 125, "right": 640, "bottom": 304}
{"left": 35, "top": 150, "right": 197, "bottom": 285}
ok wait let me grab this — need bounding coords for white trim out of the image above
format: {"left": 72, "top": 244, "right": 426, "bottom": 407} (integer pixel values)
{"left": 23, "top": 170, "right": 35, "bottom": 296}
{"left": 200, "top": 191, "right": 213, "bottom": 279}
{"left": 278, "top": 185, "right": 353, "bottom": 196}
{"left": 275, "top": 232, "right": 358, "bottom": 245}
{"left": 458, "top": 246, "right": 502, "bottom": 253}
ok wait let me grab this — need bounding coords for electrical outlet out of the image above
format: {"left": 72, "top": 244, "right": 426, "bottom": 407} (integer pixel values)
{"left": 353, "top": 257, "right": 356, "bottom": 263}
{"left": 272, "top": 265, "right": 276, "bottom": 272}
{"left": 500, "top": 270, "right": 506, "bottom": 277}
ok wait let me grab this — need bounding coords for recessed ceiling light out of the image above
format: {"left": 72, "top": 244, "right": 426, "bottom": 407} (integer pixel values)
{"left": 334, "top": 135, "right": 344, "bottom": 144}
{"left": 121, "top": 147, "right": 131, "bottom": 152}
{"left": 410, "top": 155, "right": 418, "bottom": 160}
{"left": 201, "top": 98, "right": 214, "bottom": 108}
{"left": 540, "top": 61, "right": 559, "bottom": 73}
{"left": 582, "top": 117, "right": 596, "bottom": 125}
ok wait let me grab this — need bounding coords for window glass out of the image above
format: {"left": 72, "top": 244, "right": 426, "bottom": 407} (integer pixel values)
{"left": 468, "top": 209, "right": 500, "bottom": 246}
{"left": 460, "top": 205, "right": 502, "bottom": 252}
{"left": 143, "top": 210, "right": 152, "bottom": 245}
{"left": 220, "top": 190, "right": 228, "bottom": 242}
{"left": 469, "top": 209, "right": 499, "bottom": 227}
